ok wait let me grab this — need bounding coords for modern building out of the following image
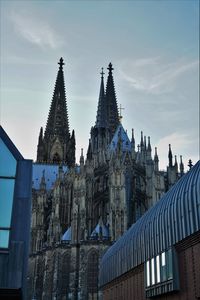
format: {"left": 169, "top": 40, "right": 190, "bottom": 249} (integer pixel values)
{"left": 0, "top": 126, "right": 32, "bottom": 299}
{"left": 28, "top": 58, "right": 186, "bottom": 300}
{"left": 99, "top": 160, "right": 200, "bottom": 300}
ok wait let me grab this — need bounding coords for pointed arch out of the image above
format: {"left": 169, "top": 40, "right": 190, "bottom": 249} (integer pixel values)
{"left": 87, "top": 248, "right": 99, "bottom": 299}
{"left": 61, "top": 252, "right": 70, "bottom": 298}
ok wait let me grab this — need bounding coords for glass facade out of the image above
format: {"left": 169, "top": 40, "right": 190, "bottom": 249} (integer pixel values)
{"left": 0, "top": 230, "right": 10, "bottom": 248}
{"left": 0, "top": 138, "right": 17, "bottom": 177}
{"left": 0, "top": 138, "right": 16, "bottom": 248}
{"left": 0, "top": 179, "right": 15, "bottom": 227}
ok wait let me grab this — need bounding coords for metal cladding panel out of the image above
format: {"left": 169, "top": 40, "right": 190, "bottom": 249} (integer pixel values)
{"left": 100, "top": 160, "right": 200, "bottom": 287}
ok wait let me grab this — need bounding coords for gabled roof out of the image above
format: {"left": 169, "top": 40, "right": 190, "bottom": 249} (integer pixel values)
{"left": 0, "top": 126, "right": 23, "bottom": 160}
{"left": 62, "top": 226, "right": 72, "bottom": 242}
{"left": 100, "top": 160, "right": 200, "bottom": 287}
{"left": 91, "top": 222, "right": 109, "bottom": 240}
{"left": 109, "top": 124, "right": 131, "bottom": 152}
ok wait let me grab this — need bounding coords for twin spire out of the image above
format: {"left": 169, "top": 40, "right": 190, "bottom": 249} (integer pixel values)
{"left": 37, "top": 58, "right": 75, "bottom": 166}
{"left": 44, "top": 57, "right": 70, "bottom": 140}
{"left": 95, "top": 63, "right": 119, "bottom": 135}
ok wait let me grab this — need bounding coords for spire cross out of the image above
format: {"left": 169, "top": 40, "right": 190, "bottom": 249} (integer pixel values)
{"left": 58, "top": 57, "right": 65, "bottom": 69}
{"left": 107, "top": 62, "right": 114, "bottom": 72}
{"left": 119, "top": 104, "right": 125, "bottom": 121}
{"left": 100, "top": 67, "right": 104, "bottom": 78}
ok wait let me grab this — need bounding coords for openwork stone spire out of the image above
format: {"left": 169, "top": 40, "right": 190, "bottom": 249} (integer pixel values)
{"left": 36, "top": 58, "right": 75, "bottom": 166}
{"left": 105, "top": 63, "right": 119, "bottom": 136}
{"left": 44, "top": 57, "right": 70, "bottom": 140}
{"left": 95, "top": 68, "right": 108, "bottom": 128}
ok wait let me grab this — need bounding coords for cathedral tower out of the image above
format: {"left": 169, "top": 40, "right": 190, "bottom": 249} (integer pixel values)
{"left": 36, "top": 58, "right": 75, "bottom": 166}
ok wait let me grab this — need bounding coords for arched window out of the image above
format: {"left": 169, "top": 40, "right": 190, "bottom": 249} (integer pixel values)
{"left": 53, "top": 152, "right": 61, "bottom": 164}
{"left": 87, "top": 250, "right": 99, "bottom": 299}
{"left": 61, "top": 253, "right": 70, "bottom": 298}
{"left": 35, "top": 257, "right": 45, "bottom": 299}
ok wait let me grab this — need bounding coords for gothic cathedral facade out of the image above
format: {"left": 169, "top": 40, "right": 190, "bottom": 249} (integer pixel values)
{"left": 27, "top": 58, "right": 184, "bottom": 300}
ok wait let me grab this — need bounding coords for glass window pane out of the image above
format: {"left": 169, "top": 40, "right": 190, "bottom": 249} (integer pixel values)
{"left": 156, "top": 255, "right": 160, "bottom": 283}
{"left": 0, "top": 179, "right": 15, "bottom": 227}
{"left": 161, "top": 252, "right": 167, "bottom": 281}
{"left": 146, "top": 261, "right": 150, "bottom": 287}
{"left": 161, "top": 252, "right": 166, "bottom": 266}
{"left": 0, "top": 229, "right": 10, "bottom": 248}
{"left": 0, "top": 138, "right": 17, "bottom": 177}
{"left": 167, "top": 249, "right": 173, "bottom": 279}
{"left": 151, "top": 258, "right": 155, "bottom": 285}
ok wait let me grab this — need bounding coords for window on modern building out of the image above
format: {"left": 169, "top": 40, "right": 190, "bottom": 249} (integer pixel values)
{"left": 0, "top": 230, "right": 10, "bottom": 248}
{"left": 0, "top": 179, "right": 15, "bottom": 248}
{"left": 151, "top": 258, "right": 155, "bottom": 285}
{"left": 0, "top": 179, "right": 15, "bottom": 227}
{"left": 156, "top": 255, "right": 160, "bottom": 283}
{"left": 0, "top": 138, "right": 17, "bottom": 177}
{"left": 145, "top": 248, "right": 178, "bottom": 297}
{"left": 161, "top": 251, "right": 167, "bottom": 281}
{"left": 0, "top": 139, "right": 16, "bottom": 249}
{"left": 146, "top": 260, "right": 150, "bottom": 287}
{"left": 167, "top": 248, "right": 173, "bottom": 280}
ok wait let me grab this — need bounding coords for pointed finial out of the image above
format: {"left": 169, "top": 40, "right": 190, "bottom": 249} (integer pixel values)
{"left": 132, "top": 128, "right": 134, "bottom": 139}
{"left": 154, "top": 147, "right": 159, "bottom": 171}
{"left": 58, "top": 57, "right": 65, "bottom": 69}
{"left": 188, "top": 159, "right": 193, "bottom": 170}
{"left": 39, "top": 127, "right": 43, "bottom": 142}
{"left": 155, "top": 147, "right": 158, "bottom": 156}
{"left": 100, "top": 67, "right": 104, "bottom": 79}
{"left": 168, "top": 144, "right": 173, "bottom": 167}
{"left": 107, "top": 62, "right": 114, "bottom": 73}
{"left": 80, "top": 148, "right": 84, "bottom": 165}
{"left": 144, "top": 136, "right": 147, "bottom": 150}
{"left": 174, "top": 155, "right": 178, "bottom": 166}
{"left": 140, "top": 131, "right": 144, "bottom": 147}
{"left": 147, "top": 136, "right": 151, "bottom": 152}
{"left": 119, "top": 104, "right": 124, "bottom": 122}
{"left": 40, "top": 169, "right": 46, "bottom": 190}
{"left": 180, "top": 155, "right": 184, "bottom": 175}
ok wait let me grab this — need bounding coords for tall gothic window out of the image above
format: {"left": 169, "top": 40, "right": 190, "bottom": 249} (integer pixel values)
{"left": 87, "top": 250, "right": 99, "bottom": 299}
{"left": 61, "top": 253, "right": 70, "bottom": 299}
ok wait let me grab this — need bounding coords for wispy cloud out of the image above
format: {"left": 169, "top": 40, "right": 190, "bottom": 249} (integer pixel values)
{"left": 10, "top": 11, "right": 63, "bottom": 49}
{"left": 156, "top": 132, "right": 197, "bottom": 169}
{"left": 119, "top": 57, "right": 199, "bottom": 95}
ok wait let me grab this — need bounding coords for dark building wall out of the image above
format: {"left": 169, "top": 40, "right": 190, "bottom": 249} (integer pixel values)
{"left": 101, "top": 232, "right": 200, "bottom": 300}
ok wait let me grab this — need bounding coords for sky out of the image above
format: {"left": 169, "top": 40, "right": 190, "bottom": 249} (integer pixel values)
{"left": 0, "top": 0, "right": 199, "bottom": 170}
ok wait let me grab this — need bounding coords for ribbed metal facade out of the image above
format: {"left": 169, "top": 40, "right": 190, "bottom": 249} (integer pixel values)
{"left": 99, "top": 160, "right": 200, "bottom": 287}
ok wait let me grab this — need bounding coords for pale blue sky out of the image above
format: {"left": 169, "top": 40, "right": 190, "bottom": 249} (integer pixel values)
{"left": 0, "top": 0, "right": 199, "bottom": 169}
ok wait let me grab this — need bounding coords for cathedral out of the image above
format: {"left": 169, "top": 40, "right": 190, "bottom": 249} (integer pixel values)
{"left": 27, "top": 58, "right": 185, "bottom": 300}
